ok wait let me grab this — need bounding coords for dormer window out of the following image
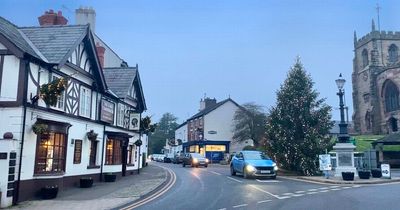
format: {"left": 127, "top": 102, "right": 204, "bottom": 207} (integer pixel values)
{"left": 362, "top": 49, "right": 369, "bottom": 68}
{"left": 388, "top": 44, "right": 398, "bottom": 63}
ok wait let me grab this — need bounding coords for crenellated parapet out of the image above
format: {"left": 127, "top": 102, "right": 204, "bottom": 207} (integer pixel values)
{"left": 355, "top": 31, "right": 400, "bottom": 49}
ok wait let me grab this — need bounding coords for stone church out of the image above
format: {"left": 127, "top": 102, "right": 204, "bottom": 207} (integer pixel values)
{"left": 352, "top": 20, "right": 400, "bottom": 134}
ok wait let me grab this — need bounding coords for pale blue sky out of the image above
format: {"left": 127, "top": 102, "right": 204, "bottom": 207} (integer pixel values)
{"left": 2, "top": 0, "right": 400, "bottom": 122}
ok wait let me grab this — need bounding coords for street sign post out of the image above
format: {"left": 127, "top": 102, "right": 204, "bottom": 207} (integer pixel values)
{"left": 381, "top": 164, "right": 391, "bottom": 179}
{"left": 319, "top": 154, "right": 332, "bottom": 179}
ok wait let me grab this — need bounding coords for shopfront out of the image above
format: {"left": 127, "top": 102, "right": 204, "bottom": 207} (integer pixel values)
{"left": 183, "top": 140, "right": 229, "bottom": 163}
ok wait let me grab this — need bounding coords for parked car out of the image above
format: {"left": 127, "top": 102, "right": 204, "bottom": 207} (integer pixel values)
{"left": 151, "top": 154, "right": 165, "bottom": 162}
{"left": 230, "top": 150, "right": 278, "bottom": 179}
{"left": 164, "top": 153, "right": 174, "bottom": 163}
{"left": 182, "top": 153, "right": 209, "bottom": 167}
{"left": 172, "top": 153, "right": 184, "bottom": 164}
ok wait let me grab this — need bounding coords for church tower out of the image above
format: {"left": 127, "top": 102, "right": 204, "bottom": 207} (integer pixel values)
{"left": 352, "top": 20, "right": 400, "bottom": 134}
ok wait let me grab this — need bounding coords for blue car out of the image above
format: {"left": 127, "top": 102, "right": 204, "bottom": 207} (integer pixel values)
{"left": 230, "top": 150, "right": 278, "bottom": 179}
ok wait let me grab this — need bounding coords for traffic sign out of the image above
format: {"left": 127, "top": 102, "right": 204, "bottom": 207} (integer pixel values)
{"left": 381, "top": 164, "right": 391, "bottom": 179}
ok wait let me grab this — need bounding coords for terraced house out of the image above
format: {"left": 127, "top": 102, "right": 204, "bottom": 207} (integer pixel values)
{"left": 0, "top": 8, "right": 146, "bottom": 207}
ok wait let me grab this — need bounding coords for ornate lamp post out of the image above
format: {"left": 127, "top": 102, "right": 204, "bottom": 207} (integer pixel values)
{"left": 333, "top": 73, "right": 357, "bottom": 177}
{"left": 335, "top": 73, "right": 350, "bottom": 143}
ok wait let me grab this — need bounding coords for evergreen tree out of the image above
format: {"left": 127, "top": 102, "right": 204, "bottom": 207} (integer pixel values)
{"left": 232, "top": 103, "right": 267, "bottom": 148}
{"left": 266, "top": 58, "right": 333, "bottom": 175}
{"left": 148, "top": 113, "right": 179, "bottom": 154}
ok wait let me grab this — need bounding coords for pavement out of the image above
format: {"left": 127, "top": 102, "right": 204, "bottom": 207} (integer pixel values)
{"left": 11, "top": 163, "right": 400, "bottom": 210}
{"left": 11, "top": 164, "right": 167, "bottom": 210}
{"left": 292, "top": 168, "right": 400, "bottom": 185}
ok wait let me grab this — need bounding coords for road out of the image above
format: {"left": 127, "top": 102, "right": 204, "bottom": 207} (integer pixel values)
{"left": 134, "top": 162, "right": 400, "bottom": 210}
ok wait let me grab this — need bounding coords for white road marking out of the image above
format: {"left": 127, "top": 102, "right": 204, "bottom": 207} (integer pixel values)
{"left": 256, "top": 179, "right": 281, "bottom": 183}
{"left": 291, "top": 194, "right": 304, "bottom": 197}
{"left": 277, "top": 196, "right": 291, "bottom": 199}
{"left": 250, "top": 185, "right": 281, "bottom": 199}
{"left": 306, "top": 192, "right": 318, "bottom": 195}
{"left": 352, "top": 185, "right": 361, "bottom": 188}
{"left": 233, "top": 204, "right": 248, "bottom": 208}
{"left": 210, "top": 171, "right": 222, "bottom": 175}
{"left": 227, "top": 176, "right": 243, "bottom": 183}
{"left": 319, "top": 187, "right": 329, "bottom": 190}
{"left": 342, "top": 186, "right": 352, "bottom": 189}
{"left": 307, "top": 189, "right": 318, "bottom": 191}
{"left": 257, "top": 200, "right": 272, "bottom": 204}
{"left": 329, "top": 186, "right": 340, "bottom": 188}
{"left": 217, "top": 208, "right": 227, "bottom": 210}
{"left": 319, "top": 190, "right": 329, "bottom": 193}
{"left": 283, "top": 192, "right": 294, "bottom": 195}
{"left": 295, "top": 191, "right": 305, "bottom": 193}
{"left": 331, "top": 188, "right": 341, "bottom": 191}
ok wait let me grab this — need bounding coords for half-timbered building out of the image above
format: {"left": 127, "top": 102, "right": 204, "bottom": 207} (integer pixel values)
{"left": 0, "top": 10, "right": 146, "bottom": 207}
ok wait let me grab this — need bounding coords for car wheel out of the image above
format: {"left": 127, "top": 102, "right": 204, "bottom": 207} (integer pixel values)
{"left": 195, "top": 165, "right": 199, "bottom": 168}
{"left": 205, "top": 164, "right": 208, "bottom": 168}
{"left": 271, "top": 175, "right": 276, "bottom": 179}
{"left": 230, "top": 165, "right": 236, "bottom": 176}
{"left": 182, "top": 163, "right": 185, "bottom": 167}
{"left": 243, "top": 167, "right": 249, "bottom": 179}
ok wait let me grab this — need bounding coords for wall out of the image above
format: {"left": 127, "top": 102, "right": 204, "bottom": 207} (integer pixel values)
{"left": 0, "top": 55, "right": 20, "bottom": 101}
{"left": 203, "top": 101, "right": 237, "bottom": 141}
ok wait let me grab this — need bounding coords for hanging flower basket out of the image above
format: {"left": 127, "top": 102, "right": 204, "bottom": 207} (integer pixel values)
{"left": 32, "top": 123, "right": 48, "bottom": 134}
{"left": 86, "top": 130, "right": 98, "bottom": 141}
{"left": 40, "top": 77, "right": 68, "bottom": 106}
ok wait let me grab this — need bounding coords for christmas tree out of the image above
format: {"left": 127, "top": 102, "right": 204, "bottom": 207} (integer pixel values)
{"left": 266, "top": 57, "right": 333, "bottom": 175}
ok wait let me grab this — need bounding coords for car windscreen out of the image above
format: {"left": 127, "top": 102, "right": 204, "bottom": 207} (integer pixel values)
{"left": 191, "top": 153, "right": 203, "bottom": 158}
{"left": 243, "top": 152, "right": 270, "bottom": 160}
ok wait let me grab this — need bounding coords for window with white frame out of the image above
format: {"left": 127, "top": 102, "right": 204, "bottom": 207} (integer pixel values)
{"left": 117, "top": 104, "right": 125, "bottom": 127}
{"left": 51, "top": 75, "right": 65, "bottom": 110}
{"left": 80, "top": 86, "right": 91, "bottom": 118}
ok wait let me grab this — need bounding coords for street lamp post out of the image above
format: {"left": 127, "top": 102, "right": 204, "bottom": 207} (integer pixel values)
{"left": 333, "top": 74, "right": 357, "bottom": 177}
{"left": 335, "top": 73, "right": 350, "bottom": 143}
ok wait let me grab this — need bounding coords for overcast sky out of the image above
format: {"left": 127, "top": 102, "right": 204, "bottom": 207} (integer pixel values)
{"left": 2, "top": 0, "right": 400, "bottom": 123}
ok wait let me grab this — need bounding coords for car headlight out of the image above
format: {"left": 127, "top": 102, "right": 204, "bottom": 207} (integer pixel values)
{"left": 205, "top": 158, "right": 209, "bottom": 163}
{"left": 246, "top": 165, "right": 256, "bottom": 172}
{"left": 272, "top": 163, "right": 278, "bottom": 171}
{"left": 192, "top": 158, "right": 198, "bottom": 163}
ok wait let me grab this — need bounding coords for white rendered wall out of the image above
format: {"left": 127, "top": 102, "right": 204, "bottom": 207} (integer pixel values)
{"left": 0, "top": 55, "right": 20, "bottom": 101}
{"left": 203, "top": 101, "right": 253, "bottom": 153}
{"left": 203, "top": 101, "right": 237, "bottom": 141}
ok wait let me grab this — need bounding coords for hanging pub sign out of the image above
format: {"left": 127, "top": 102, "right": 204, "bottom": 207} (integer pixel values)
{"left": 129, "top": 113, "right": 140, "bottom": 131}
{"left": 100, "top": 99, "right": 115, "bottom": 124}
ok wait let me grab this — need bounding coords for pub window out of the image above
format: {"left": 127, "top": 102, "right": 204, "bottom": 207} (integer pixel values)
{"left": 362, "top": 49, "right": 369, "bottom": 68}
{"left": 105, "top": 138, "right": 122, "bottom": 165}
{"left": 73, "top": 139, "right": 82, "bottom": 164}
{"left": 384, "top": 80, "right": 400, "bottom": 112}
{"left": 128, "top": 145, "right": 134, "bottom": 165}
{"left": 89, "top": 140, "right": 98, "bottom": 166}
{"left": 79, "top": 86, "right": 91, "bottom": 118}
{"left": 35, "top": 132, "right": 66, "bottom": 174}
{"left": 388, "top": 44, "right": 399, "bottom": 63}
{"left": 117, "top": 104, "right": 125, "bottom": 127}
{"left": 51, "top": 75, "right": 66, "bottom": 110}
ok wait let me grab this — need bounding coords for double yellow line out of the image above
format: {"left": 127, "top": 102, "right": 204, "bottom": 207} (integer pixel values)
{"left": 119, "top": 166, "right": 177, "bottom": 210}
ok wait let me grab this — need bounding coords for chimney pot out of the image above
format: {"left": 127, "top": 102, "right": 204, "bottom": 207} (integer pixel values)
{"left": 38, "top": 9, "right": 68, "bottom": 26}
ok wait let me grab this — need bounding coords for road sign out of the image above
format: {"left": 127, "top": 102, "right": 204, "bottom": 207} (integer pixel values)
{"left": 319, "top": 154, "right": 332, "bottom": 171}
{"left": 381, "top": 164, "right": 391, "bottom": 179}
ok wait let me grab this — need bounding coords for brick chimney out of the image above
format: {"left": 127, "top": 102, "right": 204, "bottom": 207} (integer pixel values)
{"left": 199, "top": 97, "right": 217, "bottom": 111}
{"left": 38, "top": 9, "right": 68, "bottom": 26}
{"left": 96, "top": 42, "right": 105, "bottom": 68}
